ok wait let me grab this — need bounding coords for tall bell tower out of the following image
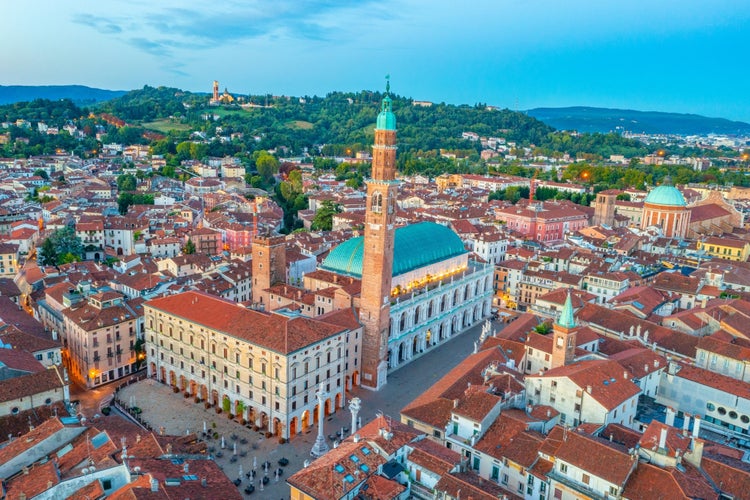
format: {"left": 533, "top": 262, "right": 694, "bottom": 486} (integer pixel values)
{"left": 551, "top": 290, "right": 578, "bottom": 369}
{"left": 360, "top": 78, "right": 398, "bottom": 390}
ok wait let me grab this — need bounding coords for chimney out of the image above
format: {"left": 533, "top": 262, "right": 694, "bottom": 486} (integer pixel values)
{"left": 623, "top": 371, "right": 628, "bottom": 380}
{"left": 586, "top": 385, "right": 592, "bottom": 394}
{"left": 183, "top": 462, "right": 189, "bottom": 473}
{"left": 150, "top": 478, "right": 159, "bottom": 492}
{"left": 658, "top": 427, "right": 667, "bottom": 451}
{"left": 682, "top": 413, "right": 691, "bottom": 434}
{"left": 454, "top": 399, "right": 459, "bottom": 408}
{"left": 665, "top": 407, "right": 675, "bottom": 427}
{"left": 201, "top": 478, "right": 207, "bottom": 487}
{"left": 686, "top": 438, "right": 704, "bottom": 467}
{"left": 692, "top": 416, "right": 701, "bottom": 438}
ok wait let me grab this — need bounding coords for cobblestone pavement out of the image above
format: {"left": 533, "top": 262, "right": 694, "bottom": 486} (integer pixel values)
{"left": 117, "top": 318, "right": 503, "bottom": 499}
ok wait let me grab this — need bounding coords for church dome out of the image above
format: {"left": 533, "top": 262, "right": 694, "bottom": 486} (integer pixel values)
{"left": 321, "top": 222, "right": 466, "bottom": 278}
{"left": 644, "top": 185, "right": 687, "bottom": 207}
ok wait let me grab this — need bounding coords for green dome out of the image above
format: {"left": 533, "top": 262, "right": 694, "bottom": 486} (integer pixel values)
{"left": 321, "top": 222, "right": 466, "bottom": 278}
{"left": 376, "top": 95, "right": 396, "bottom": 130}
{"left": 644, "top": 185, "right": 687, "bottom": 207}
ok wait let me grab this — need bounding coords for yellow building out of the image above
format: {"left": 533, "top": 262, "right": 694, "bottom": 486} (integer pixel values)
{"left": 697, "top": 236, "right": 750, "bottom": 262}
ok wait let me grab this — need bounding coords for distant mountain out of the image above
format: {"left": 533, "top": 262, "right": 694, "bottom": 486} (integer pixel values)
{"left": 526, "top": 106, "right": 750, "bottom": 136}
{"left": 0, "top": 85, "right": 127, "bottom": 105}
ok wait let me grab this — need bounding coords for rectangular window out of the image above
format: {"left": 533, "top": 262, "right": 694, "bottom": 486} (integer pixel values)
{"left": 582, "top": 473, "right": 590, "bottom": 485}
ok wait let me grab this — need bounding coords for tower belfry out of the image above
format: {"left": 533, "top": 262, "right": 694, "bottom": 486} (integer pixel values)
{"left": 551, "top": 290, "right": 578, "bottom": 369}
{"left": 359, "top": 77, "right": 398, "bottom": 390}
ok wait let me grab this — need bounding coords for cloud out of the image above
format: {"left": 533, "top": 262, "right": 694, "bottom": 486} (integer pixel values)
{"left": 74, "top": 0, "right": 392, "bottom": 58}
{"left": 72, "top": 13, "right": 123, "bottom": 34}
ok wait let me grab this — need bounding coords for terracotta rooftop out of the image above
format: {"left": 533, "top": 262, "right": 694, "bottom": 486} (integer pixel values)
{"left": 287, "top": 439, "right": 388, "bottom": 499}
{"left": 554, "top": 429, "right": 635, "bottom": 486}
{"left": 673, "top": 362, "right": 750, "bottom": 400}
{"left": 401, "top": 348, "right": 508, "bottom": 429}
{"left": 623, "top": 461, "right": 715, "bottom": 500}
{"left": 702, "top": 451, "right": 750, "bottom": 499}
{"left": 436, "top": 471, "right": 517, "bottom": 500}
{"left": 145, "top": 291, "right": 347, "bottom": 355}
{"left": 453, "top": 391, "right": 501, "bottom": 422}
{"left": 529, "top": 359, "right": 641, "bottom": 410}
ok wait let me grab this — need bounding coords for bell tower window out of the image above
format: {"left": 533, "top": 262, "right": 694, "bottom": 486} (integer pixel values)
{"left": 372, "top": 192, "right": 383, "bottom": 213}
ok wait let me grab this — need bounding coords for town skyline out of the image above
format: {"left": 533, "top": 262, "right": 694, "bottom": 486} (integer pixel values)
{"left": 4, "top": 1, "right": 750, "bottom": 121}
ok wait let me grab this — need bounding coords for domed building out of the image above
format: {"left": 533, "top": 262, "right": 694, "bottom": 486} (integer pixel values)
{"left": 640, "top": 181, "right": 690, "bottom": 238}
{"left": 321, "top": 84, "right": 493, "bottom": 389}
{"left": 321, "top": 222, "right": 493, "bottom": 380}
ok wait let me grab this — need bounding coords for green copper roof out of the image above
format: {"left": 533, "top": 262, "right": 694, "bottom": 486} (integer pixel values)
{"left": 320, "top": 222, "right": 466, "bottom": 278}
{"left": 556, "top": 291, "right": 576, "bottom": 329}
{"left": 644, "top": 185, "right": 687, "bottom": 207}
{"left": 376, "top": 95, "right": 396, "bottom": 130}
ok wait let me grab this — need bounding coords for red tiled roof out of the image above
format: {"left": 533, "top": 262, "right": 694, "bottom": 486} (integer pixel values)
{"left": 145, "top": 291, "right": 347, "bottom": 354}
{"left": 453, "top": 391, "right": 501, "bottom": 422}
{"left": 529, "top": 359, "right": 641, "bottom": 410}
{"left": 5, "top": 460, "right": 59, "bottom": 498}
{"left": 287, "top": 439, "right": 388, "bottom": 499}
{"left": 401, "top": 349, "right": 506, "bottom": 428}
{"left": 554, "top": 429, "right": 636, "bottom": 485}
{"left": 702, "top": 452, "right": 750, "bottom": 499}
{"left": 436, "top": 471, "right": 518, "bottom": 500}
{"left": 638, "top": 421, "right": 690, "bottom": 458}
{"left": 0, "top": 364, "right": 66, "bottom": 404}
{"left": 673, "top": 362, "right": 750, "bottom": 400}
{"left": 622, "top": 462, "right": 713, "bottom": 500}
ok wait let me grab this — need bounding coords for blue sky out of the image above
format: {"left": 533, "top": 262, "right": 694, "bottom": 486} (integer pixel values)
{"left": 3, "top": 1, "right": 750, "bottom": 121}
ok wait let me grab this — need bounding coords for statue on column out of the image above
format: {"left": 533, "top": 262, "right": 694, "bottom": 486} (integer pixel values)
{"left": 310, "top": 383, "right": 330, "bottom": 458}
{"left": 349, "top": 397, "right": 362, "bottom": 436}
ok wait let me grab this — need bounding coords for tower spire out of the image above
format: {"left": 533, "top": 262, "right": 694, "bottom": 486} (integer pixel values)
{"left": 385, "top": 74, "right": 390, "bottom": 95}
{"left": 556, "top": 289, "right": 576, "bottom": 330}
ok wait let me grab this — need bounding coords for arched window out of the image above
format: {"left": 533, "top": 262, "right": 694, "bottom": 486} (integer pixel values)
{"left": 371, "top": 192, "right": 383, "bottom": 213}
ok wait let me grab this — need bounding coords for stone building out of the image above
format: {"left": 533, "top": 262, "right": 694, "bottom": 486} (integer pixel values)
{"left": 145, "top": 290, "right": 360, "bottom": 440}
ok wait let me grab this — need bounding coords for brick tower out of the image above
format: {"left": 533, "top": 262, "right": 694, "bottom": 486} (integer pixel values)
{"left": 551, "top": 290, "right": 577, "bottom": 369}
{"left": 593, "top": 189, "right": 618, "bottom": 227}
{"left": 360, "top": 79, "right": 398, "bottom": 390}
{"left": 251, "top": 235, "right": 286, "bottom": 310}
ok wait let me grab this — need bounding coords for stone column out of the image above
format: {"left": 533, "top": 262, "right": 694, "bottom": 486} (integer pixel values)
{"left": 349, "top": 397, "right": 361, "bottom": 436}
{"left": 310, "top": 383, "right": 329, "bottom": 458}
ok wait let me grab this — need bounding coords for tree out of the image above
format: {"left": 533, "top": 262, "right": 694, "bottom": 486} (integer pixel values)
{"left": 311, "top": 200, "right": 341, "bottom": 231}
{"left": 118, "top": 192, "right": 154, "bottom": 215}
{"left": 534, "top": 322, "right": 552, "bottom": 335}
{"left": 183, "top": 238, "right": 196, "bottom": 254}
{"left": 38, "top": 226, "right": 83, "bottom": 265}
{"left": 33, "top": 168, "right": 49, "bottom": 180}
{"left": 116, "top": 173, "right": 137, "bottom": 192}
{"left": 255, "top": 151, "right": 279, "bottom": 182}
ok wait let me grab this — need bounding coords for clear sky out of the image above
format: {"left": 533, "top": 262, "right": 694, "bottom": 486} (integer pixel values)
{"left": 3, "top": 1, "right": 750, "bottom": 121}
